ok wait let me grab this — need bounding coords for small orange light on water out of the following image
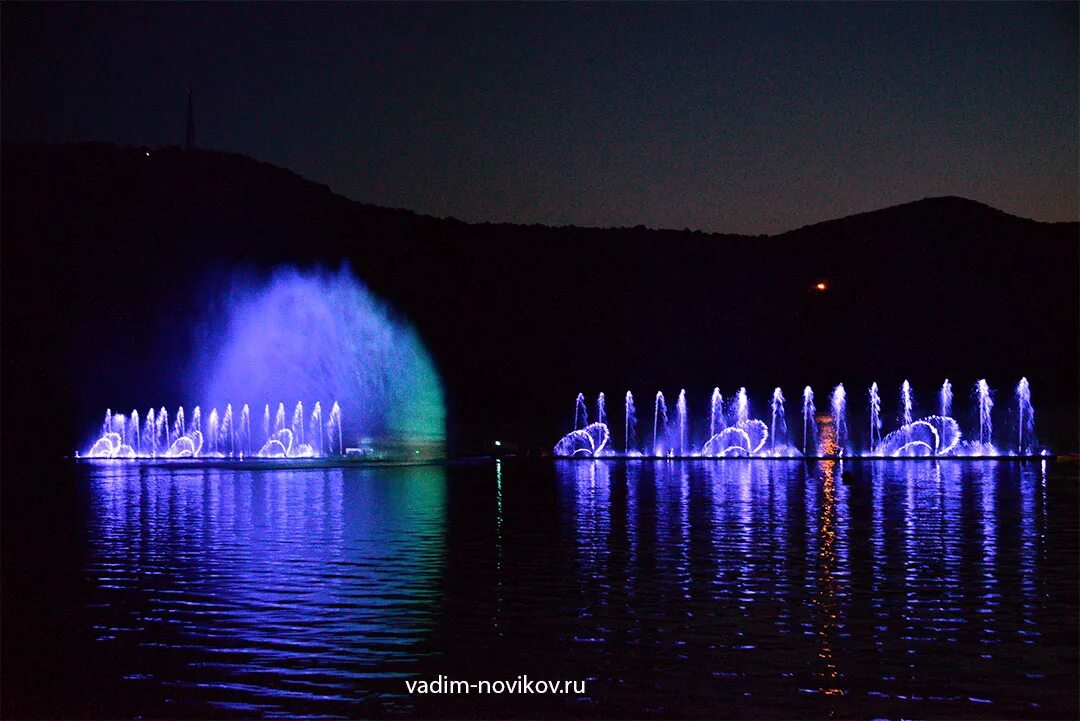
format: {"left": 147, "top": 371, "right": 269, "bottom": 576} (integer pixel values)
{"left": 815, "top": 282, "right": 828, "bottom": 291}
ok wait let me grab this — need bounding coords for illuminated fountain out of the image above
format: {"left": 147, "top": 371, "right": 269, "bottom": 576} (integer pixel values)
{"left": 554, "top": 377, "right": 1043, "bottom": 458}
{"left": 84, "top": 401, "right": 344, "bottom": 459}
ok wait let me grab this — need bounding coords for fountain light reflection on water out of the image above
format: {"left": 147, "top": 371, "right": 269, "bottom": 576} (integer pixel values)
{"left": 27, "top": 458, "right": 1075, "bottom": 718}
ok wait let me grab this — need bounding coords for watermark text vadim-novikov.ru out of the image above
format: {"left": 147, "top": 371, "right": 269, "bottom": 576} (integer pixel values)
{"left": 406, "top": 675, "right": 586, "bottom": 695}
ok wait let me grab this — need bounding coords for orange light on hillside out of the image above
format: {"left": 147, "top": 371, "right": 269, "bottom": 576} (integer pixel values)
{"left": 815, "top": 282, "right": 828, "bottom": 291}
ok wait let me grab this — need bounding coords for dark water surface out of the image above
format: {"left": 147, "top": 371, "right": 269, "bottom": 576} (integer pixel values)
{"left": 3, "top": 459, "right": 1078, "bottom": 719}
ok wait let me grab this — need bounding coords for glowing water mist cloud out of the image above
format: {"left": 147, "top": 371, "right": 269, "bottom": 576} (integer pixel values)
{"left": 193, "top": 265, "right": 444, "bottom": 446}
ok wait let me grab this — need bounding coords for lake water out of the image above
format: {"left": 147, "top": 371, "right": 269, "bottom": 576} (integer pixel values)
{"left": 3, "top": 458, "right": 1077, "bottom": 718}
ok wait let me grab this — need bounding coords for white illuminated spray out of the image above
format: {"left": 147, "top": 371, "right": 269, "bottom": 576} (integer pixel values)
{"left": 831, "top": 384, "right": 847, "bottom": 453}
{"left": 868, "top": 382, "right": 882, "bottom": 451}
{"left": 329, "top": 402, "right": 343, "bottom": 454}
{"left": 292, "top": 401, "right": 304, "bottom": 445}
{"left": 735, "top": 387, "right": 749, "bottom": 425}
{"left": 310, "top": 402, "right": 323, "bottom": 456}
{"left": 676, "top": 389, "right": 688, "bottom": 455}
{"left": 240, "top": 404, "right": 251, "bottom": 456}
{"left": 976, "top": 379, "right": 993, "bottom": 445}
{"left": 596, "top": 392, "right": 606, "bottom": 428}
{"left": 130, "top": 409, "right": 140, "bottom": 454}
{"left": 1016, "top": 377, "right": 1035, "bottom": 455}
{"left": 574, "top": 393, "right": 588, "bottom": 431}
{"left": 223, "top": 404, "right": 234, "bottom": 455}
{"left": 940, "top": 379, "right": 953, "bottom": 419}
{"left": 769, "top": 387, "right": 786, "bottom": 452}
{"left": 145, "top": 408, "right": 156, "bottom": 455}
{"left": 709, "top": 388, "right": 725, "bottom": 439}
{"left": 802, "top": 386, "right": 817, "bottom": 455}
{"left": 653, "top": 391, "right": 668, "bottom": 456}
{"left": 900, "top": 381, "right": 913, "bottom": 427}
{"left": 624, "top": 391, "right": 636, "bottom": 453}
{"left": 208, "top": 408, "right": 219, "bottom": 455}
{"left": 157, "top": 407, "right": 168, "bottom": 450}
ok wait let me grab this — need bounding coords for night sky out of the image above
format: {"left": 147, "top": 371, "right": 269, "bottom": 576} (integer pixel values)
{"left": 3, "top": 2, "right": 1076, "bottom": 234}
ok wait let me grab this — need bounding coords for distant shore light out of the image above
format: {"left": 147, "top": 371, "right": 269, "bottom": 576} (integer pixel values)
{"left": 815, "top": 282, "right": 828, "bottom": 291}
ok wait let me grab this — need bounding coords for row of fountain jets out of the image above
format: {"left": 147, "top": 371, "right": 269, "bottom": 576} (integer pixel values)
{"left": 83, "top": 401, "right": 344, "bottom": 459}
{"left": 555, "top": 378, "right": 1039, "bottom": 458}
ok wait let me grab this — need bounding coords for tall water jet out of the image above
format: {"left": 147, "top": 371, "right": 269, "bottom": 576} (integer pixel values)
{"left": 329, "top": 402, "right": 343, "bottom": 454}
{"left": 223, "top": 404, "right": 235, "bottom": 455}
{"left": 208, "top": 408, "right": 219, "bottom": 455}
{"left": 802, "top": 386, "right": 817, "bottom": 455}
{"left": 831, "top": 384, "right": 848, "bottom": 454}
{"left": 868, "top": 382, "right": 882, "bottom": 451}
{"left": 292, "top": 401, "right": 304, "bottom": 445}
{"left": 976, "top": 379, "right": 994, "bottom": 445}
{"left": 597, "top": 392, "right": 607, "bottom": 428}
{"left": 735, "top": 387, "right": 749, "bottom": 426}
{"left": 103, "top": 409, "right": 112, "bottom": 437}
{"left": 145, "top": 408, "right": 157, "bottom": 456}
{"left": 940, "top": 379, "right": 953, "bottom": 419}
{"left": 263, "top": 404, "right": 271, "bottom": 442}
{"left": 274, "top": 403, "right": 286, "bottom": 433}
{"left": 900, "top": 381, "right": 914, "bottom": 427}
{"left": 653, "top": 391, "right": 669, "bottom": 456}
{"left": 574, "top": 393, "right": 588, "bottom": 431}
{"left": 174, "top": 406, "right": 186, "bottom": 443}
{"left": 709, "top": 388, "right": 725, "bottom": 439}
{"left": 1016, "top": 377, "right": 1035, "bottom": 455}
{"left": 769, "top": 387, "right": 786, "bottom": 452}
{"left": 130, "top": 409, "right": 141, "bottom": 454}
{"left": 676, "top": 389, "right": 688, "bottom": 455}
{"left": 624, "top": 391, "right": 637, "bottom": 454}
{"left": 240, "top": 404, "right": 252, "bottom": 456}
{"left": 309, "top": 402, "right": 322, "bottom": 456}
{"left": 157, "top": 407, "right": 168, "bottom": 449}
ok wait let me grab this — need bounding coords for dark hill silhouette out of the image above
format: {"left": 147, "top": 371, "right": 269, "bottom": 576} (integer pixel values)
{"left": 3, "top": 142, "right": 1077, "bottom": 456}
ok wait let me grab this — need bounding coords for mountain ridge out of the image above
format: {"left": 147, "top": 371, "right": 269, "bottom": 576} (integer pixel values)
{"left": 5, "top": 142, "right": 1074, "bottom": 238}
